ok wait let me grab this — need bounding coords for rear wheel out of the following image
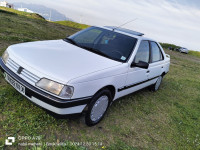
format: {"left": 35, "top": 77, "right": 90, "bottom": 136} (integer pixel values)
{"left": 149, "top": 76, "right": 163, "bottom": 91}
{"left": 85, "top": 89, "right": 112, "bottom": 126}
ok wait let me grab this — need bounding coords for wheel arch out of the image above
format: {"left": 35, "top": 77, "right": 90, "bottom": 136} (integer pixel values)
{"left": 161, "top": 72, "right": 166, "bottom": 77}
{"left": 83, "top": 85, "right": 116, "bottom": 113}
{"left": 94, "top": 85, "right": 116, "bottom": 100}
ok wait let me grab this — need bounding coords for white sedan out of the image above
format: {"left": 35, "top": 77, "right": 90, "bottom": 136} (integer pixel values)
{"left": 0, "top": 26, "right": 170, "bottom": 126}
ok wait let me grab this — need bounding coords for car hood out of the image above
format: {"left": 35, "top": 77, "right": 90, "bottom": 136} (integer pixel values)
{"left": 7, "top": 40, "right": 121, "bottom": 84}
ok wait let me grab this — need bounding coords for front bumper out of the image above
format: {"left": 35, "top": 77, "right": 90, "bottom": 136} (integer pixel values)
{"left": 0, "top": 58, "right": 92, "bottom": 115}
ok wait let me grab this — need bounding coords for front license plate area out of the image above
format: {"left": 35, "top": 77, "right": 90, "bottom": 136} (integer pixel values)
{"left": 5, "top": 73, "right": 25, "bottom": 95}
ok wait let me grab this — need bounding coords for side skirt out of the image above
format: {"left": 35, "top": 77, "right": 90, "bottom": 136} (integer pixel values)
{"left": 118, "top": 76, "right": 159, "bottom": 92}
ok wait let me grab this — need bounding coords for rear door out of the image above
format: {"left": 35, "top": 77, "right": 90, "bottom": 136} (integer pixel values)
{"left": 148, "top": 41, "right": 165, "bottom": 80}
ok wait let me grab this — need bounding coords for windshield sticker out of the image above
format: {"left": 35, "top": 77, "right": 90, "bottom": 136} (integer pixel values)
{"left": 121, "top": 56, "right": 126, "bottom": 60}
{"left": 105, "top": 40, "right": 109, "bottom": 44}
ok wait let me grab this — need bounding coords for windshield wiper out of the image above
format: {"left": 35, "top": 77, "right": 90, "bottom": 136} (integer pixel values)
{"left": 64, "top": 38, "right": 78, "bottom": 46}
{"left": 79, "top": 46, "right": 115, "bottom": 60}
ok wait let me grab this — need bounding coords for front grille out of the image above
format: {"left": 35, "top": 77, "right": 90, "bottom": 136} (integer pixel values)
{"left": 7, "top": 58, "right": 20, "bottom": 73}
{"left": 6, "top": 58, "right": 40, "bottom": 85}
{"left": 20, "top": 69, "right": 40, "bottom": 84}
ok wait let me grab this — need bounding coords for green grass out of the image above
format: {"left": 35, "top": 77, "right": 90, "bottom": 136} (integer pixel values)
{"left": 0, "top": 7, "right": 200, "bottom": 150}
{"left": 0, "top": 7, "right": 79, "bottom": 51}
{"left": 188, "top": 50, "right": 200, "bottom": 58}
{"left": 55, "top": 21, "right": 90, "bottom": 29}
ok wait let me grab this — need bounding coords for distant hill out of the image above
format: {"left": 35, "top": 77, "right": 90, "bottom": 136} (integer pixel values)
{"left": 0, "top": 6, "right": 45, "bottom": 20}
{"left": 13, "top": 2, "right": 72, "bottom": 21}
{"left": 160, "top": 43, "right": 180, "bottom": 49}
{"left": 0, "top": 6, "right": 79, "bottom": 54}
{"left": 55, "top": 21, "right": 90, "bottom": 29}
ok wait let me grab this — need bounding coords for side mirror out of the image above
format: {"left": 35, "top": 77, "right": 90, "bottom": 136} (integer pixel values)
{"left": 131, "top": 61, "right": 149, "bottom": 69}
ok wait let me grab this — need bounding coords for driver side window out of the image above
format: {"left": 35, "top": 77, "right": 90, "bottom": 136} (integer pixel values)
{"left": 134, "top": 41, "right": 150, "bottom": 63}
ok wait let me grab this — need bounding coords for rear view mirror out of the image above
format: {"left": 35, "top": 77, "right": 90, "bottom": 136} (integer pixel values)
{"left": 131, "top": 61, "right": 149, "bottom": 69}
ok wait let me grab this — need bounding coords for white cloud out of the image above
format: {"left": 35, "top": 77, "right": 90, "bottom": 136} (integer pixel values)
{"left": 7, "top": 0, "right": 200, "bottom": 50}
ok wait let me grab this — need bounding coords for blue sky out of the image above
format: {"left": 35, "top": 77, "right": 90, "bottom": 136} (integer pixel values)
{"left": 7, "top": 0, "right": 200, "bottom": 51}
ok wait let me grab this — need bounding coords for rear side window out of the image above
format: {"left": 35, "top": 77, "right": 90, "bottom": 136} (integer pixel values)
{"left": 150, "top": 42, "right": 163, "bottom": 62}
{"left": 134, "top": 41, "right": 150, "bottom": 63}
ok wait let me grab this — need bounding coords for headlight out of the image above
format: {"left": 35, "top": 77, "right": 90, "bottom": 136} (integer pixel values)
{"left": 36, "top": 78, "right": 74, "bottom": 98}
{"left": 2, "top": 50, "right": 9, "bottom": 64}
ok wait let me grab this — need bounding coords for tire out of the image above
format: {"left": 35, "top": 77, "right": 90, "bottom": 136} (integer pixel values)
{"left": 85, "top": 89, "right": 112, "bottom": 126}
{"left": 149, "top": 76, "right": 163, "bottom": 91}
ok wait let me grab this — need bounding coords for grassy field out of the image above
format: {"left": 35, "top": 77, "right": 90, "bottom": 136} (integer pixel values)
{"left": 0, "top": 8, "right": 200, "bottom": 150}
{"left": 55, "top": 21, "right": 90, "bottom": 29}
{"left": 188, "top": 50, "right": 200, "bottom": 58}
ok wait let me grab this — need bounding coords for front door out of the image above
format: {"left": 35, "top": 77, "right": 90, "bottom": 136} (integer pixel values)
{"left": 120, "top": 40, "right": 150, "bottom": 95}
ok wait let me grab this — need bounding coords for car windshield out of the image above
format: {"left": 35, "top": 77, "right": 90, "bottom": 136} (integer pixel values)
{"left": 65, "top": 26, "right": 137, "bottom": 62}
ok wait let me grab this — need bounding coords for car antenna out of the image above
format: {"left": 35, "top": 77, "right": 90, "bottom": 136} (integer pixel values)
{"left": 112, "top": 18, "right": 138, "bottom": 31}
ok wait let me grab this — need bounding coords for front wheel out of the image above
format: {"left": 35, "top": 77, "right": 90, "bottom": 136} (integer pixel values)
{"left": 149, "top": 76, "right": 163, "bottom": 91}
{"left": 85, "top": 89, "right": 112, "bottom": 126}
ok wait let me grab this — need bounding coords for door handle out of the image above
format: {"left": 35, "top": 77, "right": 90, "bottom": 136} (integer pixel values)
{"left": 161, "top": 66, "right": 164, "bottom": 68}
{"left": 146, "top": 70, "right": 150, "bottom": 73}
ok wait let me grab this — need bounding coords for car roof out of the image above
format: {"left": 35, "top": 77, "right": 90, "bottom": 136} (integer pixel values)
{"left": 99, "top": 26, "right": 155, "bottom": 42}
{"left": 105, "top": 26, "right": 144, "bottom": 36}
